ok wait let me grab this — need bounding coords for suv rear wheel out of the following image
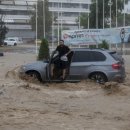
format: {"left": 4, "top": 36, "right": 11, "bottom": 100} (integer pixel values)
{"left": 89, "top": 72, "right": 108, "bottom": 84}
{"left": 14, "top": 43, "right": 17, "bottom": 46}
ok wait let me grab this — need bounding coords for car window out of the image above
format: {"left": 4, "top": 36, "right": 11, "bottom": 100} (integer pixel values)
{"left": 109, "top": 52, "right": 122, "bottom": 61}
{"left": 72, "top": 51, "right": 106, "bottom": 62}
{"left": 92, "top": 51, "right": 106, "bottom": 61}
{"left": 9, "top": 39, "right": 15, "bottom": 41}
{"left": 72, "top": 51, "right": 92, "bottom": 62}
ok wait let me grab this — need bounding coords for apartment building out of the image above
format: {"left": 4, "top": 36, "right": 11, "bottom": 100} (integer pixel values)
{"left": 124, "top": 0, "right": 130, "bottom": 14}
{"left": 49, "top": 0, "right": 91, "bottom": 30}
{"left": 0, "top": 0, "right": 91, "bottom": 39}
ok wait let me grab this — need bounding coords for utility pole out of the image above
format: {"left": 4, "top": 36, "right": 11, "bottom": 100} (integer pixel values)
{"left": 108, "top": 0, "right": 112, "bottom": 28}
{"left": 96, "top": 0, "right": 98, "bottom": 29}
{"left": 88, "top": 4, "right": 90, "bottom": 29}
{"left": 123, "top": 0, "right": 125, "bottom": 27}
{"left": 116, "top": 0, "right": 117, "bottom": 27}
{"left": 43, "top": 0, "right": 45, "bottom": 38}
{"left": 52, "top": 2, "right": 54, "bottom": 49}
{"left": 103, "top": 0, "right": 104, "bottom": 29}
{"left": 36, "top": 1, "right": 38, "bottom": 54}
{"left": 120, "top": 28, "right": 125, "bottom": 55}
{"left": 57, "top": 2, "right": 60, "bottom": 45}
{"left": 78, "top": 2, "right": 81, "bottom": 29}
{"left": 61, "top": 1, "right": 62, "bottom": 32}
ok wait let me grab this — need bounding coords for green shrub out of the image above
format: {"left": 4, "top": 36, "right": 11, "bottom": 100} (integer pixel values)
{"left": 89, "top": 45, "right": 96, "bottom": 49}
{"left": 0, "top": 20, "right": 8, "bottom": 46}
{"left": 38, "top": 38, "right": 50, "bottom": 60}
{"left": 98, "top": 40, "right": 109, "bottom": 49}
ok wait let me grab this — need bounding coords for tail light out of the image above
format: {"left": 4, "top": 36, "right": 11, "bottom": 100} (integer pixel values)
{"left": 112, "top": 63, "right": 121, "bottom": 69}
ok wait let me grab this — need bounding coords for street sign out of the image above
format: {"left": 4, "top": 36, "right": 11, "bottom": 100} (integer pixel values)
{"left": 120, "top": 28, "right": 125, "bottom": 41}
{"left": 120, "top": 28, "right": 125, "bottom": 55}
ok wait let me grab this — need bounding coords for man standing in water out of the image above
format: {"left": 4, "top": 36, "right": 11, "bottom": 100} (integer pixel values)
{"left": 55, "top": 39, "right": 71, "bottom": 80}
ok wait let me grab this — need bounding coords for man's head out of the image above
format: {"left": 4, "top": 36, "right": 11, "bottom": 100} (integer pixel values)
{"left": 59, "top": 40, "right": 64, "bottom": 45}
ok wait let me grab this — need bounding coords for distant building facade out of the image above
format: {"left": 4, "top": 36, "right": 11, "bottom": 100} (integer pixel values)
{"left": 0, "top": 0, "right": 36, "bottom": 40}
{"left": 0, "top": 0, "right": 91, "bottom": 39}
{"left": 49, "top": 0, "right": 91, "bottom": 30}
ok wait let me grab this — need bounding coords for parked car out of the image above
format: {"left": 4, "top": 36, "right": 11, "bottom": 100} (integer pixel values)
{"left": 19, "top": 48, "right": 126, "bottom": 83}
{"left": 4, "top": 37, "right": 23, "bottom": 46}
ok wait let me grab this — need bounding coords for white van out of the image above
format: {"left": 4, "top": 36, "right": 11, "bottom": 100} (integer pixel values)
{"left": 4, "top": 37, "right": 23, "bottom": 46}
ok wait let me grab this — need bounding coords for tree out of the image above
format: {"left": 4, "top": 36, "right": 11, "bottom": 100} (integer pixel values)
{"left": 30, "top": 0, "right": 52, "bottom": 39}
{"left": 80, "top": 0, "right": 128, "bottom": 29}
{"left": 0, "top": 16, "right": 8, "bottom": 46}
{"left": 114, "top": 13, "right": 130, "bottom": 27}
{"left": 98, "top": 40, "right": 109, "bottom": 49}
{"left": 80, "top": 13, "right": 89, "bottom": 29}
{"left": 38, "top": 38, "right": 50, "bottom": 60}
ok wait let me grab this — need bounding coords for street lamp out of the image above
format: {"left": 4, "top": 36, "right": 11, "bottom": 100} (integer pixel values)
{"left": 43, "top": 0, "right": 45, "bottom": 38}
{"left": 61, "top": 1, "right": 63, "bottom": 32}
{"left": 51, "top": 2, "right": 54, "bottom": 50}
{"left": 108, "top": 0, "right": 113, "bottom": 50}
{"left": 96, "top": 0, "right": 98, "bottom": 29}
{"left": 79, "top": 2, "right": 81, "bottom": 29}
{"left": 88, "top": 3, "right": 90, "bottom": 29}
{"left": 116, "top": 0, "right": 117, "bottom": 27}
{"left": 123, "top": 0, "right": 125, "bottom": 27}
{"left": 57, "top": 2, "right": 60, "bottom": 45}
{"left": 103, "top": 0, "right": 104, "bottom": 29}
{"left": 35, "top": 0, "right": 38, "bottom": 54}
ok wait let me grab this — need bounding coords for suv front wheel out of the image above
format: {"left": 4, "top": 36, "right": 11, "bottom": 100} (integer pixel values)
{"left": 4, "top": 42, "right": 7, "bottom": 46}
{"left": 89, "top": 72, "right": 108, "bottom": 84}
{"left": 26, "top": 71, "right": 42, "bottom": 82}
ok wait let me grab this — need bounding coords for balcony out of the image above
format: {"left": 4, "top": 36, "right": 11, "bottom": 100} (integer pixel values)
{"left": 1, "top": 0, "right": 36, "bottom": 6}
{"left": 49, "top": 7, "right": 89, "bottom": 13}
{"left": 6, "top": 24, "right": 32, "bottom": 30}
{"left": 0, "top": 5, "right": 34, "bottom": 11}
{"left": 1, "top": 15, "right": 31, "bottom": 20}
{"left": 57, "top": 16, "right": 77, "bottom": 21}
{"left": 54, "top": 19, "right": 77, "bottom": 25}
{"left": 49, "top": 0, "right": 91, "bottom": 4}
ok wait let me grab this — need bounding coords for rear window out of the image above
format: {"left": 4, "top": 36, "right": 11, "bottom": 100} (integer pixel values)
{"left": 72, "top": 51, "right": 106, "bottom": 62}
{"left": 109, "top": 52, "right": 122, "bottom": 61}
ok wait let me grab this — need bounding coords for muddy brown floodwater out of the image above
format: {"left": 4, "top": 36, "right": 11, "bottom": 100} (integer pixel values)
{"left": 0, "top": 52, "right": 130, "bottom": 130}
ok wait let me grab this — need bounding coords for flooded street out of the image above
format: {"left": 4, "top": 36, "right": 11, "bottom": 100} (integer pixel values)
{"left": 0, "top": 44, "right": 130, "bottom": 130}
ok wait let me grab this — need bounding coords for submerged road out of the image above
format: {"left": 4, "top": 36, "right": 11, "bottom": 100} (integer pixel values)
{"left": 0, "top": 44, "right": 38, "bottom": 54}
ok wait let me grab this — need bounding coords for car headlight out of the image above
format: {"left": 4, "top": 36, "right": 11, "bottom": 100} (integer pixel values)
{"left": 22, "top": 66, "right": 26, "bottom": 70}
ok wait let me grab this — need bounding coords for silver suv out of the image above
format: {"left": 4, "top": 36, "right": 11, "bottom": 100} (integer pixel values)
{"left": 19, "top": 48, "right": 125, "bottom": 83}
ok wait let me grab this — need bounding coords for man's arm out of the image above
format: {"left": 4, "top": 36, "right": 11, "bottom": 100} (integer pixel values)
{"left": 65, "top": 46, "right": 71, "bottom": 56}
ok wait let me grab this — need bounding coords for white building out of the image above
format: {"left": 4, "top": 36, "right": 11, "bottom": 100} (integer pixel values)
{"left": 124, "top": 0, "right": 130, "bottom": 14}
{"left": 0, "top": 0, "right": 36, "bottom": 39}
{"left": 49, "top": 0, "right": 91, "bottom": 29}
{"left": 0, "top": 0, "right": 91, "bottom": 39}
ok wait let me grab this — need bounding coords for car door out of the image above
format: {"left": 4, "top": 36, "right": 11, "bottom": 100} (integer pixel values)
{"left": 69, "top": 50, "right": 93, "bottom": 79}
{"left": 48, "top": 50, "right": 60, "bottom": 80}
